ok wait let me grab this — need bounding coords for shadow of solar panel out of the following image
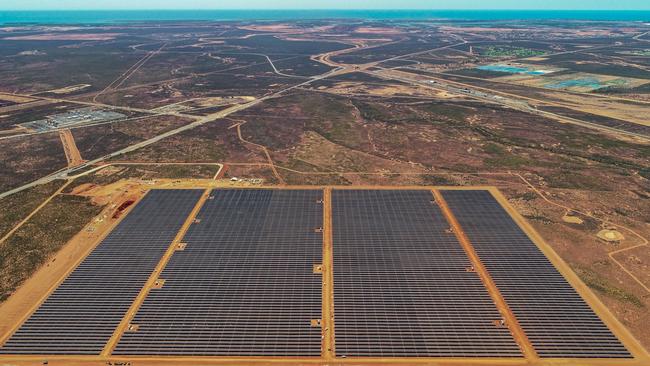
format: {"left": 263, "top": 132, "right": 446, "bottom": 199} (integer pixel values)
{"left": 0, "top": 189, "right": 203, "bottom": 355}
{"left": 332, "top": 190, "right": 521, "bottom": 357}
{"left": 441, "top": 190, "right": 631, "bottom": 358}
{"left": 114, "top": 189, "right": 323, "bottom": 356}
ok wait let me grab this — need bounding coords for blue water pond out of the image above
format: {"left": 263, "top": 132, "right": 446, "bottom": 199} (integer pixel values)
{"left": 477, "top": 65, "right": 548, "bottom": 75}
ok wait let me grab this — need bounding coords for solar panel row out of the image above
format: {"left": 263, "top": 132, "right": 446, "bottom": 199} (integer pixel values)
{"left": 441, "top": 190, "right": 631, "bottom": 358}
{"left": 0, "top": 189, "right": 203, "bottom": 355}
{"left": 113, "top": 189, "right": 324, "bottom": 356}
{"left": 332, "top": 190, "right": 521, "bottom": 357}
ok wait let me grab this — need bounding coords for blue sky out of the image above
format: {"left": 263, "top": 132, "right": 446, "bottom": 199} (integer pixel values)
{"left": 2, "top": 1, "right": 650, "bottom": 10}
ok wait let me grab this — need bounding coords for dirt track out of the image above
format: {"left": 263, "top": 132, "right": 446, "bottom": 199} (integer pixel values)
{"left": 59, "top": 129, "right": 83, "bottom": 167}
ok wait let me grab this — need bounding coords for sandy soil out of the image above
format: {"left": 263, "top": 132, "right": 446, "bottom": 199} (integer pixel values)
{"left": 562, "top": 214, "right": 584, "bottom": 224}
{"left": 540, "top": 91, "right": 650, "bottom": 126}
{"left": 4, "top": 33, "right": 122, "bottom": 41}
{"left": 322, "top": 81, "right": 461, "bottom": 99}
{"left": 192, "top": 96, "right": 255, "bottom": 108}
{"left": 0, "top": 93, "right": 35, "bottom": 104}
{"left": 239, "top": 24, "right": 298, "bottom": 32}
{"left": 47, "top": 84, "right": 91, "bottom": 94}
{"left": 354, "top": 27, "right": 405, "bottom": 34}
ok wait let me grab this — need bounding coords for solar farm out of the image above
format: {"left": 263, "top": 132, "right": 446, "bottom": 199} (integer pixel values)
{"left": 0, "top": 186, "right": 648, "bottom": 366}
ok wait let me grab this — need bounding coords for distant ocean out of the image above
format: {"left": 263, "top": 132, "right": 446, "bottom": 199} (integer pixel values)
{"left": 1, "top": 10, "right": 650, "bottom": 25}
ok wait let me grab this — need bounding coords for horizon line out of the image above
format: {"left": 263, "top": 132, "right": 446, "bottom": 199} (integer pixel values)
{"left": 2, "top": 8, "right": 650, "bottom": 11}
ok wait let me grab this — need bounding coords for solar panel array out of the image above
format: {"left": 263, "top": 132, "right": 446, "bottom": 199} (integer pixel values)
{"left": 114, "top": 189, "right": 323, "bottom": 356}
{"left": 441, "top": 190, "right": 631, "bottom": 358}
{"left": 332, "top": 189, "right": 521, "bottom": 357}
{"left": 0, "top": 187, "right": 636, "bottom": 360}
{"left": 0, "top": 189, "right": 203, "bottom": 355}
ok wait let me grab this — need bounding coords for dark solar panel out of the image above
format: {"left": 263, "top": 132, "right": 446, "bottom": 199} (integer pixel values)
{"left": 114, "top": 189, "right": 323, "bottom": 356}
{"left": 441, "top": 190, "right": 631, "bottom": 358}
{"left": 332, "top": 189, "right": 521, "bottom": 357}
{"left": 0, "top": 189, "right": 203, "bottom": 355}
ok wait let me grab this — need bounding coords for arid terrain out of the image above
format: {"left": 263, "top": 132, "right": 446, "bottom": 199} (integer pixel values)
{"left": 0, "top": 17, "right": 649, "bottom": 360}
